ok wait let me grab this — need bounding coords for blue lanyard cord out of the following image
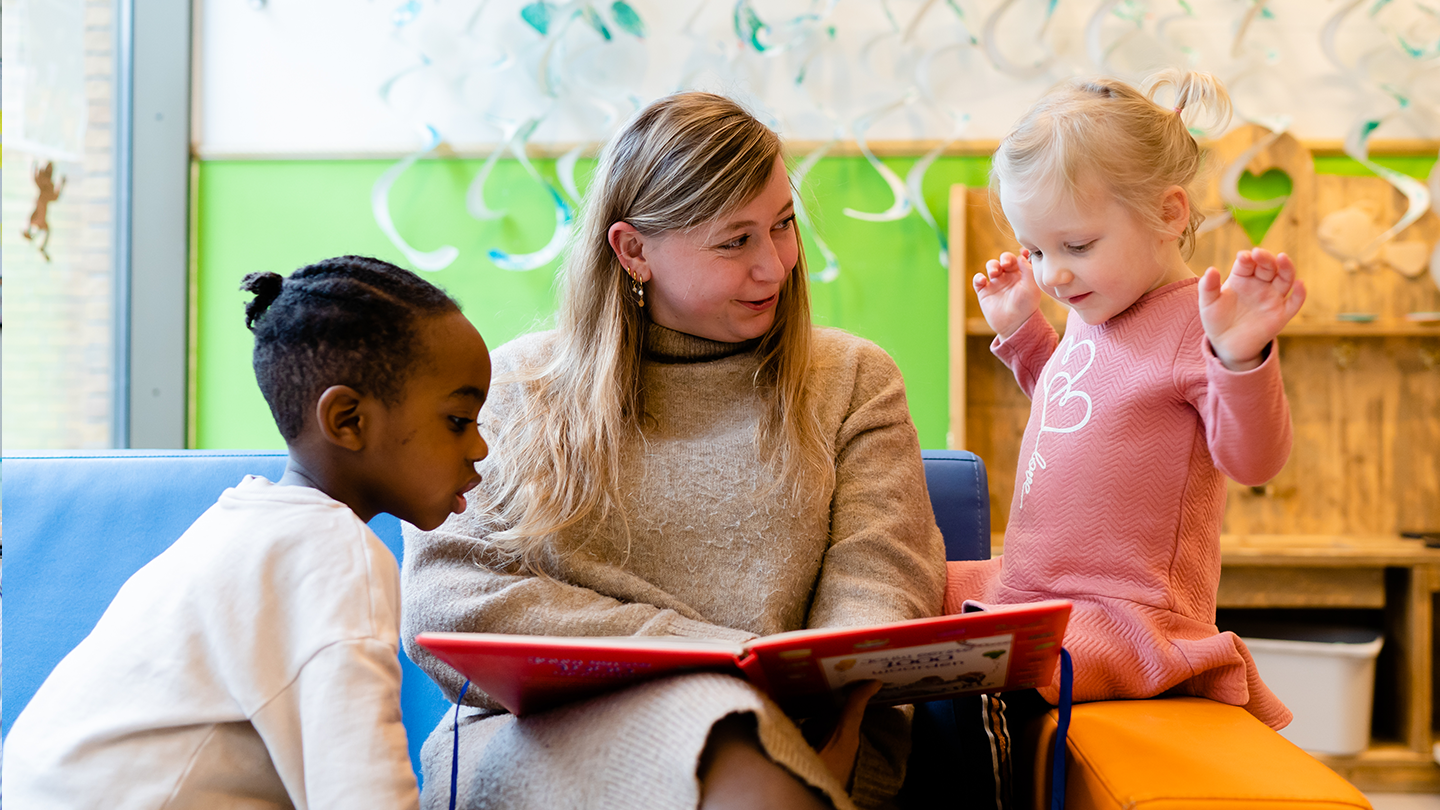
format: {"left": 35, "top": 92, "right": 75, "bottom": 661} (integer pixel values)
{"left": 1050, "top": 649, "right": 1073, "bottom": 810}
{"left": 450, "top": 680, "right": 471, "bottom": 810}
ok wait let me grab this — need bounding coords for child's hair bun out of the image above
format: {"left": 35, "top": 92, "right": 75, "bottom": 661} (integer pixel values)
{"left": 240, "top": 271, "right": 286, "bottom": 331}
{"left": 1142, "top": 68, "right": 1232, "bottom": 135}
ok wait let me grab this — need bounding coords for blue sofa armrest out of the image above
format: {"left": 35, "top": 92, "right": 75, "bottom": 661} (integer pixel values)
{"left": 901, "top": 450, "right": 992, "bottom": 809}
{"left": 921, "top": 449, "right": 990, "bottom": 562}
{"left": 1, "top": 450, "right": 451, "bottom": 783}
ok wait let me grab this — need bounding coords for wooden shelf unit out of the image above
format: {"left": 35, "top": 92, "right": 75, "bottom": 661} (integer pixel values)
{"left": 947, "top": 129, "right": 1440, "bottom": 790}
{"left": 963, "top": 316, "right": 1440, "bottom": 338}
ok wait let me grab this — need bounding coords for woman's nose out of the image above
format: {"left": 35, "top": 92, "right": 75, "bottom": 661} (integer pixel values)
{"left": 755, "top": 235, "right": 790, "bottom": 283}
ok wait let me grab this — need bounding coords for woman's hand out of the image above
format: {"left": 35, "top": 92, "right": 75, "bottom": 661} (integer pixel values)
{"left": 815, "top": 680, "right": 883, "bottom": 787}
{"left": 1199, "top": 248, "right": 1307, "bottom": 371}
{"left": 973, "top": 251, "right": 1044, "bottom": 340}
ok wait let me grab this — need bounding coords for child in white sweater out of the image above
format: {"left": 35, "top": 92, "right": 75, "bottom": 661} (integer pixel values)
{"left": 4, "top": 256, "right": 492, "bottom": 810}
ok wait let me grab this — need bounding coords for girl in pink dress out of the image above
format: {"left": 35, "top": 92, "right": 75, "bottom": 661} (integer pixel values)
{"left": 943, "top": 69, "right": 1307, "bottom": 807}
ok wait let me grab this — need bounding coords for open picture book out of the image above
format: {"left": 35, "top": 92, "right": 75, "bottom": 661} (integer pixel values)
{"left": 416, "top": 599, "right": 1071, "bottom": 716}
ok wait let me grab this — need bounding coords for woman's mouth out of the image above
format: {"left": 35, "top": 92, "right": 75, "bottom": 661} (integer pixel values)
{"left": 739, "top": 294, "right": 778, "bottom": 312}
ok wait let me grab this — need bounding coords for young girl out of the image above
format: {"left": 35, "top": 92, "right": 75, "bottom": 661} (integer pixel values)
{"left": 946, "top": 68, "right": 1305, "bottom": 791}
{"left": 4, "top": 256, "right": 491, "bottom": 809}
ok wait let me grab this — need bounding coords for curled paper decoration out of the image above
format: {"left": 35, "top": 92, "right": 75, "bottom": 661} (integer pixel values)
{"left": 1344, "top": 115, "right": 1432, "bottom": 262}
{"left": 733, "top": 0, "right": 838, "bottom": 55}
{"left": 1085, "top": 0, "right": 1147, "bottom": 73}
{"left": 985, "top": 0, "right": 1057, "bottom": 79}
{"left": 379, "top": 53, "right": 434, "bottom": 105}
{"left": 1230, "top": 0, "right": 1271, "bottom": 58}
{"left": 907, "top": 118, "right": 966, "bottom": 269}
{"left": 372, "top": 125, "right": 461, "bottom": 272}
{"left": 610, "top": 1, "right": 645, "bottom": 37}
{"left": 904, "top": 0, "right": 977, "bottom": 45}
{"left": 466, "top": 121, "right": 532, "bottom": 221}
{"left": 392, "top": 0, "right": 422, "bottom": 28}
{"left": 1320, "top": 0, "right": 1367, "bottom": 72}
{"left": 557, "top": 145, "right": 587, "bottom": 203}
{"left": 484, "top": 118, "right": 576, "bottom": 272}
{"left": 1218, "top": 118, "right": 1293, "bottom": 212}
{"left": 790, "top": 134, "right": 842, "bottom": 283}
{"left": 489, "top": 185, "right": 574, "bottom": 271}
{"left": 843, "top": 93, "right": 917, "bottom": 223}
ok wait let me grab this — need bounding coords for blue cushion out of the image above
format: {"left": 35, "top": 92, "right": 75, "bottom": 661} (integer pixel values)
{"left": 921, "top": 450, "right": 990, "bottom": 562}
{"left": 3, "top": 448, "right": 991, "bottom": 788}
{"left": 0, "top": 450, "right": 450, "bottom": 783}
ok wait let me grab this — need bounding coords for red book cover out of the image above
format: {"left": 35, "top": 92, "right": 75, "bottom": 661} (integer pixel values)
{"left": 416, "top": 600, "right": 1070, "bottom": 716}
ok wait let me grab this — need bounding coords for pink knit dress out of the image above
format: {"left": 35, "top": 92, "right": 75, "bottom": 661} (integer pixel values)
{"left": 945, "top": 278, "right": 1292, "bottom": 729}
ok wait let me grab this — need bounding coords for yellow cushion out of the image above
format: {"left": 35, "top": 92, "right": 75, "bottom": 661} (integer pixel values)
{"left": 1028, "top": 697, "right": 1372, "bottom": 810}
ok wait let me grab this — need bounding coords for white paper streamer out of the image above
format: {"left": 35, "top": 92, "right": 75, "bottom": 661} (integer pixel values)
{"left": 484, "top": 117, "right": 575, "bottom": 271}
{"left": 556, "top": 145, "right": 587, "bottom": 203}
{"left": 985, "top": 0, "right": 1057, "bottom": 79}
{"left": 1084, "top": 0, "right": 1125, "bottom": 74}
{"left": 371, "top": 125, "right": 461, "bottom": 272}
{"left": 791, "top": 130, "right": 842, "bottom": 283}
{"left": 1344, "top": 115, "right": 1432, "bottom": 260}
{"left": 465, "top": 120, "right": 531, "bottom": 220}
{"left": 1230, "top": 0, "right": 1271, "bottom": 58}
{"left": 1320, "top": 0, "right": 1368, "bottom": 71}
{"left": 843, "top": 93, "right": 917, "bottom": 223}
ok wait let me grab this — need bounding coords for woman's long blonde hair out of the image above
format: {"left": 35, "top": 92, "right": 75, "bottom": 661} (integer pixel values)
{"left": 990, "top": 69, "right": 1233, "bottom": 258}
{"left": 477, "top": 92, "right": 833, "bottom": 570}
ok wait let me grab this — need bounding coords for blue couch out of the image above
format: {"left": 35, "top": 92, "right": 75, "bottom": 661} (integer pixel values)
{"left": 1, "top": 448, "right": 989, "bottom": 786}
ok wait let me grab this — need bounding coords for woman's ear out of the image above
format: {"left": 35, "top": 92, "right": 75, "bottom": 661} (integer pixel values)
{"left": 1160, "top": 185, "right": 1190, "bottom": 240}
{"left": 607, "top": 221, "right": 650, "bottom": 282}
{"left": 314, "top": 385, "right": 368, "bottom": 451}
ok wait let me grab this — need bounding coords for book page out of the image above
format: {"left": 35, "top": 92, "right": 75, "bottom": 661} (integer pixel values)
{"left": 819, "top": 634, "right": 1015, "bottom": 703}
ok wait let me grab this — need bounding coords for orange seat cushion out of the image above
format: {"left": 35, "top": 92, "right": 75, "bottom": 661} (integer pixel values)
{"left": 1029, "top": 697, "right": 1371, "bottom": 810}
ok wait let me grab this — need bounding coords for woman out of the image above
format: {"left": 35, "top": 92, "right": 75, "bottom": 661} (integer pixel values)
{"left": 402, "top": 92, "right": 945, "bottom": 810}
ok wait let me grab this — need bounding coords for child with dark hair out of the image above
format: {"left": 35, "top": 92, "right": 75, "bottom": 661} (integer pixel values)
{"left": 5, "top": 255, "right": 492, "bottom": 810}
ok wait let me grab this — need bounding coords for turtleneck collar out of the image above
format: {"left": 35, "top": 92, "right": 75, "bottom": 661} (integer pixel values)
{"left": 644, "top": 322, "right": 762, "bottom": 363}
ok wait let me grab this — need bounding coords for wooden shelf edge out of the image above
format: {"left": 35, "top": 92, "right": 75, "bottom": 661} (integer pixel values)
{"left": 964, "top": 317, "right": 1440, "bottom": 338}
{"left": 985, "top": 534, "right": 1440, "bottom": 567}
{"left": 1313, "top": 743, "right": 1440, "bottom": 793}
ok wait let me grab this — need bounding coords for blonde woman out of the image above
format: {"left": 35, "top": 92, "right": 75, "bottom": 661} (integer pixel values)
{"left": 401, "top": 92, "right": 945, "bottom": 810}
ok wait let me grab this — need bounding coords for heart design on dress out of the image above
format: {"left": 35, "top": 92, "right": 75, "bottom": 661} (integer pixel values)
{"left": 1039, "top": 335, "right": 1096, "bottom": 435}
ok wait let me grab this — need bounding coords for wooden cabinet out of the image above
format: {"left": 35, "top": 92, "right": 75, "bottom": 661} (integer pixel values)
{"left": 945, "top": 129, "right": 1440, "bottom": 790}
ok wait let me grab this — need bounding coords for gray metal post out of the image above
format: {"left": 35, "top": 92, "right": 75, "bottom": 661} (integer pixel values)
{"left": 122, "top": 0, "right": 191, "bottom": 448}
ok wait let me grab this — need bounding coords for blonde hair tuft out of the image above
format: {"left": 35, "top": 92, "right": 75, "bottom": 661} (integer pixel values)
{"left": 990, "top": 70, "right": 1233, "bottom": 258}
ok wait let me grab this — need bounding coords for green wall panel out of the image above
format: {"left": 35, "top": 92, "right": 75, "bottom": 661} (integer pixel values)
{"left": 194, "top": 155, "right": 987, "bottom": 450}
{"left": 192, "top": 153, "right": 1435, "bottom": 451}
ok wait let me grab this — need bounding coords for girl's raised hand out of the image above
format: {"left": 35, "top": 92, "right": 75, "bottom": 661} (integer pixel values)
{"left": 973, "top": 250, "right": 1043, "bottom": 339}
{"left": 1199, "top": 248, "right": 1307, "bottom": 371}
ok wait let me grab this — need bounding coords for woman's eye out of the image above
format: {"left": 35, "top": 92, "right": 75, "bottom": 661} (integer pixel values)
{"left": 774, "top": 215, "right": 795, "bottom": 231}
{"left": 448, "top": 416, "right": 474, "bottom": 432}
{"left": 717, "top": 234, "right": 748, "bottom": 250}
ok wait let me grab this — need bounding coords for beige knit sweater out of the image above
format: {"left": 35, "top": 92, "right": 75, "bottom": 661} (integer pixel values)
{"left": 402, "top": 324, "right": 946, "bottom": 810}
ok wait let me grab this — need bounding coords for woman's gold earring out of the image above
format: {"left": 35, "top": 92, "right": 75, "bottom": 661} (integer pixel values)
{"left": 625, "top": 267, "right": 645, "bottom": 308}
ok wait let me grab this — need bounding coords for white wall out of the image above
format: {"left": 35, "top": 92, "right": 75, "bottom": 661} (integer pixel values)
{"left": 198, "top": 0, "right": 1440, "bottom": 155}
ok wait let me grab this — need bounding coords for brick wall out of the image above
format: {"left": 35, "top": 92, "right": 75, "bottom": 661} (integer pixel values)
{"left": 2, "top": 0, "right": 117, "bottom": 449}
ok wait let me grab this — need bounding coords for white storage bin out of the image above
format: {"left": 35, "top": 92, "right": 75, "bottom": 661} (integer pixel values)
{"left": 1236, "top": 624, "right": 1384, "bottom": 756}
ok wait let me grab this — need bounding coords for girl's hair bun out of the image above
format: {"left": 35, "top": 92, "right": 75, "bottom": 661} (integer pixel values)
{"left": 1142, "top": 68, "right": 1232, "bottom": 135}
{"left": 240, "top": 271, "right": 286, "bottom": 331}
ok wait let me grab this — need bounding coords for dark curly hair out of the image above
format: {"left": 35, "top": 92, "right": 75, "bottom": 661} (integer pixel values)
{"left": 240, "top": 255, "right": 461, "bottom": 441}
